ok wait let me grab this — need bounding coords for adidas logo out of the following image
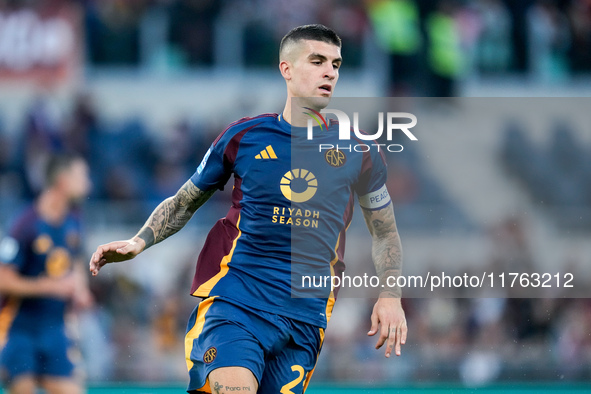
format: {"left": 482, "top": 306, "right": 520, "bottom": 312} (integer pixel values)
{"left": 255, "top": 145, "right": 278, "bottom": 160}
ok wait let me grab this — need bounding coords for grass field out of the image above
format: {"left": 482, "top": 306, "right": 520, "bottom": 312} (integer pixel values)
{"left": 2, "top": 383, "right": 591, "bottom": 393}
{"left": 67, "top": 383, "right": 591, "bottom": 393}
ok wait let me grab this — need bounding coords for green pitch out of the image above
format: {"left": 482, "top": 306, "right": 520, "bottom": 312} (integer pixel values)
{"left": 84, "top": 383, "right": 591, "bottom": 394}
{"left": 2, "top": 383, "right": 591, "bottom": 393}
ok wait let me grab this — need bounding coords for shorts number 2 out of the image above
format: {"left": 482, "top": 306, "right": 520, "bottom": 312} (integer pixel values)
{"left": 280, "top": 365, "right": 305, "bottom": 394}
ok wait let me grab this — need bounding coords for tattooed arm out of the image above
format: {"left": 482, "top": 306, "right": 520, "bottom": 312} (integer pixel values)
{"left": 90, "top": 180, "right": 215, "bottom": 275}
{"left": 135, "top": 180, "right": 214, "bottom": 248}
{"left": 362, "top": 203, "right": 408, "bottom": 358}
{"left": 362, "top": 203, "right": 403, "bottom": 297}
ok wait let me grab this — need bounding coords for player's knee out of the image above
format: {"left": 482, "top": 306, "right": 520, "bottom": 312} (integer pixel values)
{"left": 8, "top": 375, "right": 36, "bottom": 394}
{"left": 40, "top": 378, "right": 81, "bottom": 394}
{"left": 208, "top": 366, "right": 258, "bottom": 393}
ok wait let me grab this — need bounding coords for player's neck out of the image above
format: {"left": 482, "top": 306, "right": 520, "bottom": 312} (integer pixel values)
{"left": 37, "top": 188, "right": 69, "bottom": 225}
{"left": 282, "top": 97, "right": 312, "bottom": 127}
{"left": 281, "top": 99, "right": 295, "bottom": 126}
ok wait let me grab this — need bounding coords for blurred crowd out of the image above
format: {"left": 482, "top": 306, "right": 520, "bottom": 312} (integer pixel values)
{"left": 319, "top": 297, "right": 591, "bottom": 384}
{"left": 502, "top": 121, "right": 591, "bottom": 230}
{"left": 3, "top": 0, "right": 589, "bottom": 91}
{"left": 78, "top": 0, "right": 591, "bottom": 96}
{"left": 0, "top": 92, "right": 214, "bottom": 211}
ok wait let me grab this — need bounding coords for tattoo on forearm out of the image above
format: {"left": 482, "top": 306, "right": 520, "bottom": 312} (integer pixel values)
{"left": 137, "top": 226, "right": 155, "bottom": 248}
{"left": 137, "top": 181, "right": 214, "bottom": 249}
{"left": 363, "top": 205, "right": 403, "bottom": 298}
{"left": 371, "top": 219, "right": 384, "bottom": 229}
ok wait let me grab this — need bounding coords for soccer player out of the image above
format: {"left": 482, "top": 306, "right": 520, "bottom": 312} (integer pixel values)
{"left": 0, "top": 153, "right": 93, "bottom": 394}
{"left": 90, "top": 24, "right": 407, "bottom": 394}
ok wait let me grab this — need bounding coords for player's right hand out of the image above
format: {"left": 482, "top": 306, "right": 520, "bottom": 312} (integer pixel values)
{"left": 89, "top": 238, "right": 145, "bottom": 276}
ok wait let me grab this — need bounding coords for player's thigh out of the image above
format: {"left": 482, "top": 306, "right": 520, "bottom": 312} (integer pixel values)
{"left": 185, "top": 298, "right": 266, "bottom": 393}
{"left": 40, "top": 377, "right": 82, "bottom": 394}
{"left": 208, "top": 366, "right": 258, "bottom": 393}
{"left": 259, "top": 326, "right": 324, "bottom": 394}
{"left": 7, "top": 375, "right": 36, "bottom": 394}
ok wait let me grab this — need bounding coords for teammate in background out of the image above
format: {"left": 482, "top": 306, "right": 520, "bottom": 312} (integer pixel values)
{"left": 90, "top": 24, "right": 407, "bottom": 394}
{"left": 0, "top": 154, "right": 93, "bottom": 394}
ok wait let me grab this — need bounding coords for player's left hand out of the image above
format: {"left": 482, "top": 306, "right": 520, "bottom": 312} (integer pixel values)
{"left": 368, "top": 297, "right": 407, "bottom": 358}
{"left": 89, "top": 238, "right": 145, "bottom": 276}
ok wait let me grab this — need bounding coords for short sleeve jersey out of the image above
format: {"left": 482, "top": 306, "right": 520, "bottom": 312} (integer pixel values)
{"left": 190, "top": 113, "right": 390, "bottom": 328}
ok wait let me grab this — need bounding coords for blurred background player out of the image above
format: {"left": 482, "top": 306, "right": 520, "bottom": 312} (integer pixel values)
{"left": 0, "top": 153, "right": 93, "bottom": 394}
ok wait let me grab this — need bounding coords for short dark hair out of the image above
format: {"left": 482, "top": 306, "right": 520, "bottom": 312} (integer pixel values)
{"left": 45, "top": 153, "right": 83, "bottom": 187}
{"left": 280, "top": 24, "right": 342, "bottom": 55}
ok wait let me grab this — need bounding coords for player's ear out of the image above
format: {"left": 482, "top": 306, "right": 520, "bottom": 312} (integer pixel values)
{"left": 279, "top": 60, "right": 291, "bottom": 80}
